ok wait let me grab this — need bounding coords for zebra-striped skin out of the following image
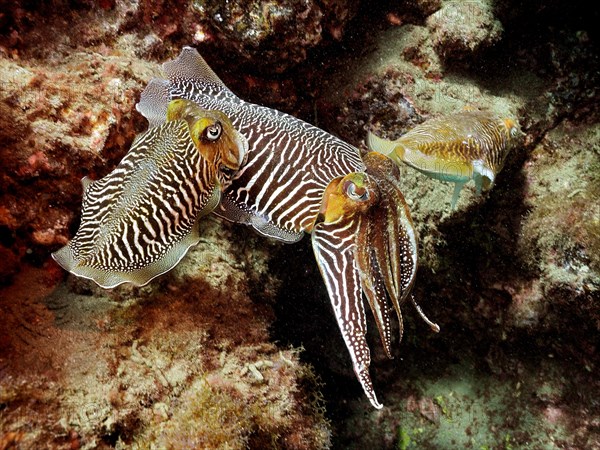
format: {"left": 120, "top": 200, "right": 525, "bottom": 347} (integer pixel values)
{"left": 134, "top": 47, "right": 439, "bottom": 409}
{"left": 368, "top": 109, "right": 520, "bottom": 208}
{"left": 311, "top": 170, "right": 382, "bottom": 408}
{"left": 52, "top": 101, "right": 247, "bottom": 288}
{"left": 138, "top": 48, "right": 364, "bottom": 242}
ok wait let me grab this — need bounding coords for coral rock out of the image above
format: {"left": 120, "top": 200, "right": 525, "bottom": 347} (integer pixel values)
{"left": 426, "top": 0, "right": 503, "bottom": 61}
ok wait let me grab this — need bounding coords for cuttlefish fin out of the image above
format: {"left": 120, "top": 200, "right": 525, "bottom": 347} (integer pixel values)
{"left": 215, "top": 194, "right": 305, "bottom": 243}
{"left": 163, "top": 46, "right": 231, "bottom": 91}
{"left": 81, "top": 176, "right": 93, "bottom": 190}
{"left": 137, "top": 47, "right": 237, "bottom": 128}
{"left": 312, "top": 219, "right": 383, "bottom": 409}
{"left": 367, "top": 131, "right": 398, "bottom": 157}
{"left": 136, "top": 78, "right": 171, "bottom": 128}
{"left": 53, "top": 185, "right": 221, "bottom": 289}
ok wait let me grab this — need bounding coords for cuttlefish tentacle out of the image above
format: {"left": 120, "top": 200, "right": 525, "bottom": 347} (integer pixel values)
{"left": 314, "top": 163, "right": 438, "bottom": 408}
{"left": 312, "top": 172, "right": 382, "bottom": 408}
{"left": 52, "top": 100, "right": 247, "bottom": 288}
{"left": 360, "top": 152, "right": 440, "bottom": 341}
{"left": 411, "top": 294, "right": 440, "bottom": 333}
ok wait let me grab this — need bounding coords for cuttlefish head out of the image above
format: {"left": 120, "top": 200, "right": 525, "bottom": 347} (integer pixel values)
{"left": 314, "top": 172, "right": 379, "bottom": 227}
{"left": 167, "top": 99, "right": 248, "bottom": 189}
{"left": 311, "top": 152, "right": 439, "bottom": 409}
{"left": 52, "top": 101, "right": 248, "bottom": 289}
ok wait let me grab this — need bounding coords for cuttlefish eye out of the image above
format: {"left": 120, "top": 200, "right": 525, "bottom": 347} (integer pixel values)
{"left": 503, "top": 117, "right": 519, "bottom": 138}
{"left": 204, "top": 122, "right": 223, "bottom": 141}
{"left": 344, "top": 180, "right": 370, "bottom": 202}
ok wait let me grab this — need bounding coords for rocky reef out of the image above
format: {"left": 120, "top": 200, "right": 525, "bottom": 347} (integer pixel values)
{"left": 1, "top": 0, "right": 598, "bottom": 448}
{"left": 0, "top": 217, "right": 331, "bottom": 448}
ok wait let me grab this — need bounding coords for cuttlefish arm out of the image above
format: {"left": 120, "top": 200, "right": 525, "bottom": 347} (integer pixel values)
{"left": 313, "top": 220, "right": 382, "bottom": 409}
{"left": 52, "top": 100, "right": 247, "bottom": 288}
{"left": 361, "top": 152, "right": 440, "bottom": 337}
{"left": 312, "top": 163, "right": 439, "bottom": 409}
{"left": 311, "top": 173, "right": 383, "bottom": 409}
{"left": 355, "top": 224, "right": 395, "bottom": 359}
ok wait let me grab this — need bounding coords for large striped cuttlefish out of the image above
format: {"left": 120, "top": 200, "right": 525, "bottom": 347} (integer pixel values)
{"left": 130, "top": 47, "right": 441, "bottom": 408}
{"left": 52, "top": 99, "right": 248, "bottom": 288}
{"left": 54, "top": 47, "right": 440, "bottom": 409}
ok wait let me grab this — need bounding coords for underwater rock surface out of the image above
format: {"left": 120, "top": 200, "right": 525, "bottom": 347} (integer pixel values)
{"left": 426, "top": 0, "right": 503, "bottom": 61}
{"left": 0, "top": 220, "right": 330, "bottom": 448}
{"left": 1, "top": 0, "right": 599, "bottom": 448}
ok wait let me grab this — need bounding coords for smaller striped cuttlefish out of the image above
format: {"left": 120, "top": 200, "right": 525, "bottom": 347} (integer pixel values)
{"left": 368, "top": 110, "right": 520, "bottom": 208}
{"left": 52, "top": 99, "right": 248, "bottom": 288}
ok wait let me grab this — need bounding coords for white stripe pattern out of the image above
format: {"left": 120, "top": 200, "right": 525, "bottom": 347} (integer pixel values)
{"left": 66, "top": 120, "right": 217, "bottom": 273}
{"left": 169, "top": 80, "right": 364, "bottom": 237}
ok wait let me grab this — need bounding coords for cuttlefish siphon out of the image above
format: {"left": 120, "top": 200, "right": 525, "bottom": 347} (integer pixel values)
{"left": 131, "top": 47, "right": 440, "bottom": 408}
{"left": 368, "top": 110, "right": 520, "bottom": 208}
{"left": 52, "top": 99, "right": 248, "bottom": 288}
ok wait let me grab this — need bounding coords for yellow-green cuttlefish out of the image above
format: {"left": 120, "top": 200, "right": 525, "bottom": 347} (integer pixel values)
{"left": 368, "top": 110, "right": 520, "bottom": 208}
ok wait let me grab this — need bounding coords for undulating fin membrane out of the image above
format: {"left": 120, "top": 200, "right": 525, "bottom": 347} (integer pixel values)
{"left": 163, "top": 46, "right": 228, "bottom": 87}
{"left": 136, "top": 78, "right": 171, "bottom": 128}
{"left": 52, "top": 188, "right": 220, "bottom": 288}
{"left": 215, "top": 196, "right": 304, "bottom": 243}
{"left": 136, "top": 47, "right": 235, "bottom": 128}
{"left": 367, "top": 131, "right": 398, "bottom": 158}
{"left": 136, "top": 47, "right": 228, "bottom": 129}
{"left": 52, "top": 119, "right": 224, "bottom": 288}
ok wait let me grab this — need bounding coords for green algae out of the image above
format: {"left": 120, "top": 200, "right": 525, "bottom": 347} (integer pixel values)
{"left": 391, "top": 360, "right": 570, "bottom": 449}
{"left": 397, "top": 427, "right": 411, "bottom": 450}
